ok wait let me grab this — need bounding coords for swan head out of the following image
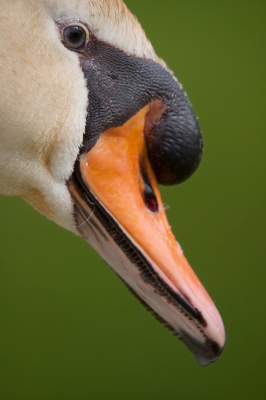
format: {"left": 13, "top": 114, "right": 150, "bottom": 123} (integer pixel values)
{"left": 0, "top": 0, "right": 225, "bottom": 365}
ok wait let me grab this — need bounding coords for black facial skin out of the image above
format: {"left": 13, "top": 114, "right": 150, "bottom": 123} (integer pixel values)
{"left": 78, "top": 36, "right": 203, "bottom": 185}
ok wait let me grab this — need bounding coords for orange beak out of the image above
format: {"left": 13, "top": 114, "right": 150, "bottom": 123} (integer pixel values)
{"left": 69, "top": 106, "right": 225, "bottom": 365}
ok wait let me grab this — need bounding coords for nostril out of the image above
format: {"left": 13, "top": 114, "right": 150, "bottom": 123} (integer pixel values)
{"left": 139, "top": 154, "right": 159, "bottom": 213}
{"left": 145, "top": 193, "right": 158, "bottom": 213}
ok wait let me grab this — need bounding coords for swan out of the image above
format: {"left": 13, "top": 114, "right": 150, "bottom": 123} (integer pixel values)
{"left": 0, "top": 0, "right": 225, "bottom": 365}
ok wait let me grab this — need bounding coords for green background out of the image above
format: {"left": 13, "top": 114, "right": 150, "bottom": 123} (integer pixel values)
{"left": 0, "top": 0, "right": 265, "bottom": 399}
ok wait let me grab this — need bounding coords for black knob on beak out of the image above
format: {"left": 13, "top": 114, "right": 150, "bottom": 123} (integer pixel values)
{"left": 79, "top": 38, "right": 203, "bottom": 184}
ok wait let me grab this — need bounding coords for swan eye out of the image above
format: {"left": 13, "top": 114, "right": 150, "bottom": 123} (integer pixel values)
{"left": 63, "top": 25, "right": 87, "bottom": 50}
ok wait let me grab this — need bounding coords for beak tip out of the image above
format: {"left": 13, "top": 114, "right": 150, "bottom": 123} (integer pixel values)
{"left": 195, "top": 341, "right": 224, "bottom": 367}
{"left": 180, "top": 329, "right": 225, "bottom": 366}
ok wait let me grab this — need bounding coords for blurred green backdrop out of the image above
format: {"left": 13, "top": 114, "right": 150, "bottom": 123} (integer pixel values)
{"left": 0, "top": 0, "right": 265, "bottom": 399}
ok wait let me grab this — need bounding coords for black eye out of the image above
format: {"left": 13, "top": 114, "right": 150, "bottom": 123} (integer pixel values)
{"left": 63, "top": 26, "right": 87, "bottom": 50}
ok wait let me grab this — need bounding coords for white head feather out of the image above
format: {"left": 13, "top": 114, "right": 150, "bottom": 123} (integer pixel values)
{"left": 0, "top": 0, "right": 157, "bottom": 231}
